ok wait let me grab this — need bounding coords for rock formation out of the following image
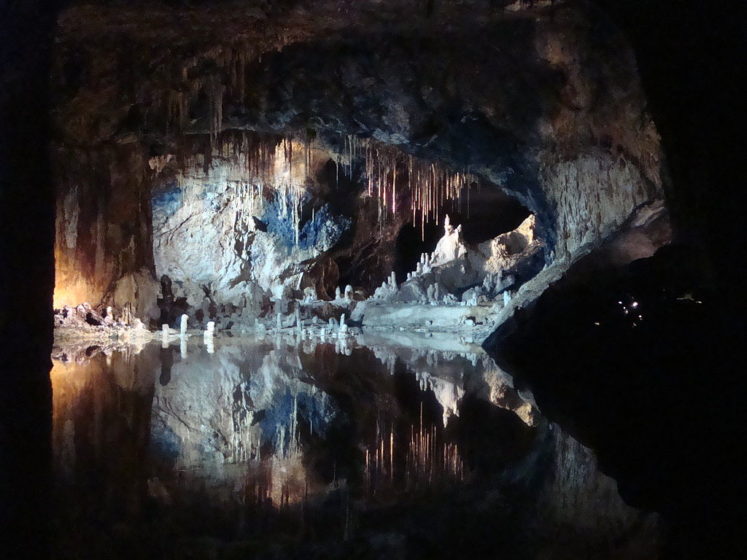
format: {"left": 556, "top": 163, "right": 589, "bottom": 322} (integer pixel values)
{"left": 49, "top": 0, "right": 668, "bottom": 336}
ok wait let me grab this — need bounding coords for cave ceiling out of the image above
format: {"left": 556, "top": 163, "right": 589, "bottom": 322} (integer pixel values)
{"left": 53, "top": 0, "right": 660, "bottom": 206}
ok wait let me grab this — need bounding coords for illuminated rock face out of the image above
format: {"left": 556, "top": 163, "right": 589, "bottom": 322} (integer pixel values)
{"left": 151, "top": 153, "right": 351, "bottom": 307}
{"left": 51, "top": 0, "right": 667, "bottom": 324}
{"left": 53, "top": 147, "right": 156, "bottom": 312}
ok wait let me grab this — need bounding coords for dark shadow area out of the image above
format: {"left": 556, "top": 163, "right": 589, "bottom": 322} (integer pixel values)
{"left": 485, "top": 244, "right": 745, "bottom": 558}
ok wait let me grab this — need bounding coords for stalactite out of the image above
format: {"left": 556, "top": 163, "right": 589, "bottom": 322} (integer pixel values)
{"left": 342, "top": 135, "right": 474, "bottom": 240}
{"left": 161, "top": 128, "right": 475, "bottom": 249}
{"left": 207, "top": 76, "right": 225, "bottom": 145}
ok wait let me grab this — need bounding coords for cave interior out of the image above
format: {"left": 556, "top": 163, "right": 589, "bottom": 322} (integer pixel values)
{"left": 0, "top": 0, "right": 744, "bottom": 559}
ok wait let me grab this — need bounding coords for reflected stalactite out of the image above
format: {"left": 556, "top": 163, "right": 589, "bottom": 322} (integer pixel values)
{"left": 364, "top": 401, "right": 465, "bottom": 498}
{"left": 49, "top": 333, "right": 640, "bottom": 560}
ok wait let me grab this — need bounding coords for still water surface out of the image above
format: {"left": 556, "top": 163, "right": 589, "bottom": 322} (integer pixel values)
{"left": 50, "top": 332, "right": 545, "bottom": 558}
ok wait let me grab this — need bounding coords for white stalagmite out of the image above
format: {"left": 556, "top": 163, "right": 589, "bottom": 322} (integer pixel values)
{"left": 339, "top": 313, "right": 348, "bottom": 335}
{"left": 180, "top": 337, "right": 188, "bottom": 359}
{"left": 204, "top": 321, "right": 215, "bottom": 353}
{"left": 180, "top": 314, "right": 188, "bottom": 336}
{"left": 161, "top": 324, "right": 169, "bottom": 348}
{"left": 431, "top": 214, "right": 466, "bottom": 266}
{"left": 344, "top": 285, "right": 354, "bottom": 301}
{"left": 335, "top": 287, "right": 342, "bottom": 300}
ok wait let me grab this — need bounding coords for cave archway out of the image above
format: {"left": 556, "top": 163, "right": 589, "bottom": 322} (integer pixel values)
{"left": 50, "top": 0, "right": 666, "bottom": 324}
{"left": 393, "top": 186, "right": 531, "bottom": 284}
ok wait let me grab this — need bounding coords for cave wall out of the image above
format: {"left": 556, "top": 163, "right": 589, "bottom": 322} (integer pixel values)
{"left": 53, "top": 146, "right": 158, "bottom": 320}
{"left": 0, "top": 0, "right": 741, "bottom": 557}
{"left": 482, "top": 2, "right": 745, "bottom": 557}
{"left": 149, "top": 138, "right": 356, "bottom": 305}
{"left": 50, "top": 0, "right": 667, "bottom": 314}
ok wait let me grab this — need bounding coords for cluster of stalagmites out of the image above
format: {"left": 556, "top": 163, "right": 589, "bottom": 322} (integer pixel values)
{"left": 373, "top": 213, "right": 541, "bottom": 307}
{"left": 54, "top": 209, "right": 541, "bottom": 343}
{"left": 54, "top": 302, "right": 150, "bottom": 340}
{"left": 150, "top": 211, "right": 541, "bottom": 337}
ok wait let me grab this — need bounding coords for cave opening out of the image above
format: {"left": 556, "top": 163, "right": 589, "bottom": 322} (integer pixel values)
{"left": 393, "top": 186, "right": 531, "bottom": 285}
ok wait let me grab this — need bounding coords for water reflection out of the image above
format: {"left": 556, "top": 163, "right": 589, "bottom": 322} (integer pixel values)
{"left": 50, "top": 332, "right": 654, "bottom": 559}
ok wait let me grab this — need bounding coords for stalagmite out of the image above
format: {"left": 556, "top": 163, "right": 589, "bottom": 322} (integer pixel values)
{"left": 431, "top": 215, "right": 466, "bottom": 266}
{"left": 335, "top": 287, "right": 342, "bottom": 300}
{"left": 180, "top": 314, "right": 188, "bottom": 336}
{"left": 303, "top": 287, "right": 316, "bottom": 303}
{"left": 161, "top": 324, "right": 169, "bottom": 348}
{"left": 277, "top": 312, "right": 282, "bottom": 330}
{"left": 339, "top": 314, "right": 347, "bottom": 335}
{"left": 204, "top": 321, "right": 215, "bottom": 353}
{"left": 344, "top": 285, "right": 354, "bottom": 302}
{"left": 180, "top": 337, "right": 188, "bottom": 359}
